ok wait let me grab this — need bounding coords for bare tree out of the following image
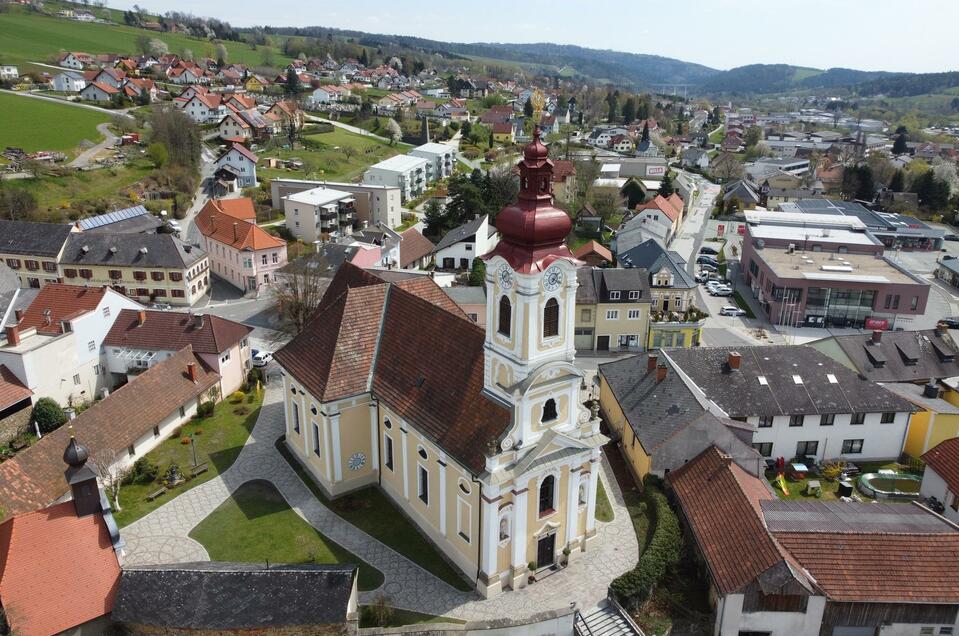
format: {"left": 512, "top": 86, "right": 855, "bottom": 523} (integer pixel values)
{"left": 385, "top": 118, "right": 402, "bottom": 146}
{"left": 90, "top": 449, "right": 129, "bottom": 511}
{"left": 270, "top": 251, "right": 331, "bottom": 337}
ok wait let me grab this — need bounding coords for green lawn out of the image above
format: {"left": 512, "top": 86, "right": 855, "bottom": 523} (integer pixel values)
{"left": 0, "top": 9, "right": 290, "bottom": 72}
{"left": 275, "top": 437, "right": 473, "bottom": 591}
{"left": 359, "top": 606, "right": 465, "bottom": 629}
{"left": 259, "top": 128, "right": 411, "bottom": 183}
{"left": 708, "top": 125, "right": 724, "bottom": 145}
{"left": 113, "top": 392, "right": 263, "bottom": 527}
{"left": 189, "top": 480, "right": 384, "bottom": 591}
{"left": 0, "top": 91, "right": 110, "bottom": 156}
{"left": 766, "top": 461, "right": 913, "bottom": 503}
{"left": 595, "top": 478, "right": 614, "bottom": 523}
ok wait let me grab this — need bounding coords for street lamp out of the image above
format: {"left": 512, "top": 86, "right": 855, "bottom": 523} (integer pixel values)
{"left": 189, "top": 432, "right": 199, "bottom": 467}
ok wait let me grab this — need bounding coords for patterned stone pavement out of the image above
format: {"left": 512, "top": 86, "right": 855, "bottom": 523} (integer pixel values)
{"left": 121, "top": 387, "right": 638, "bottom": 620}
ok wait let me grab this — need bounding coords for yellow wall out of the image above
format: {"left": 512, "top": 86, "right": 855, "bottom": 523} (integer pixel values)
{"left": 59, "top": 259, "right": 210, "bottom": 306}
{"left": 904, "top": 408, "right": 959, "bottom": 458}
{"left": 594, "top": 303, "right": 649, "bottom": 349}
{"left": 0, "top": 251, "right": 60, "bottom": 288}
{"left": 599, "top": 374, "right": 651, "bottom": 479}
{"left": 648, "top": 322, "right": 702, "bottom": 349}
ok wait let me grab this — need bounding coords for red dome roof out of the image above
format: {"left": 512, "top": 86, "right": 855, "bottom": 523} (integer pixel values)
{"left": 483, "top": 127, "right": 576, "bottom": 273}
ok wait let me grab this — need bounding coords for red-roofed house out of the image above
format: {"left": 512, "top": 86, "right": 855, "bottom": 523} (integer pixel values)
{"left": 214, "top": 143, "right": 258, "bottom": 189}
{"left": 182, "top": 92, "right": 226, "bottom": 124}
{"left": 0, "top": 284, "right": 142, "bottom": 406}
{"left": 398, "top": 227, "right": 434, "bottom": 269}
{"left": 0, "top": 499, "right": 121, "bottom": 636}
{"left": 551, "top": 160, "right": 577, "bottom": 203}
{"left": 79, "top": 81, "right": 119, "bottom": 102}
{"left": 572, "top": 240, "right": 612, "bottom": 267}
{"left": 922, "top": 437, "right": 959, "bottom": 524}
{"left": 633, "top": 193, "right": 684, "bottom": 235}
{"left": 670, "top": 445, "right": 959, "bottom": 636}
{"left": 195, "top": 198, "right": 288, "bottom": 295}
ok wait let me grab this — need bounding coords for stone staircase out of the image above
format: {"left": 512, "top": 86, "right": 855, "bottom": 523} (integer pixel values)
{"left": 574, "top": 601, "right": 644, "bottom": 636}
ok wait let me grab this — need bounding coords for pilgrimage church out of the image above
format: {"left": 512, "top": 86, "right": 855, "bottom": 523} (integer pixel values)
{"left": 273, "top": 130, "right": 607, "bottom": 597}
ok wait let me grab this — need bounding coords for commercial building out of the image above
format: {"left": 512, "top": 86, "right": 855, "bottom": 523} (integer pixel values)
{"left": 270, "top": 179, "right": 402, "bottom": 229}
{"left": 363, "top": 154, "right": 432, "bottom": 202}
{"left": 281, "top": 187, "right": 357, "bottom": 245}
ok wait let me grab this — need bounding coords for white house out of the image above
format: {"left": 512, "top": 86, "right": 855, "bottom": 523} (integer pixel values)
{"left": 363, "top": 154, "right": 432, "bottom": 202}
{"left": 214, "top": 143, "right": 258, "bottom": 188}
{"left": 409, "top": 142, "right": 456, "bottom": 180}
{"left": 663, "top": 346, "right": 917, "bottom": 465}
{"left": 433, "top": 214, "right": 499, "bottom": 271}
{"left": 183, "top": 93, "right": 226, "bottom": 124}
{"left": 52, "top": 71, "right": 87, "bottom": 93}
{"left": 59, "top": 52, "right": 93, "bottom": 70}
{"left": 0, "top": 284, "right": 142, "bottom": 407}
{"left": 920, "top": 437, "right": 959, "bottom": 524}
{"left": 0, "top": 66, "right": 19, "bottom": 81}
{"left": 610, "top": 135, "right": 634, "bottom": 153}
{"left": 309, "top": 84, "right": 348, "bottom": 105}
{"left": 79, "top": 82, "right": 119, "bottom": 102}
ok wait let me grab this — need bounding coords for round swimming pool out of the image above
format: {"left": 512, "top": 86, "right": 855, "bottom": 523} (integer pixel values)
{"left": 858, "top": 472, "right": 922, "bottom": 500}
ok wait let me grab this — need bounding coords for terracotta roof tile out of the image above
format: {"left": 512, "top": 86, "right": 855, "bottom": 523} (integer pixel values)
{"left": 195, "top": 202, "right": 285, "bottom": 251}
{"left": 201, "top": 198, "right": 256, "bottom": 223}
{"left": 103, "top": 309, "right": 251, "bottom": 354}
{"left": 0, "top": 365, "right": 32, "bottom": 410}
{"left": 16, "top": 284, "right": 108, "bottom": 335}
{"left": 0, "top": 502, "right": 120, "bottom": 636}
{"left": 0, "top": 347, "right": 218, "bottom": 519}
{"left": 572, "top": 240, "right": 612, "bottom": 263}
{"left": 922, "top": 437, "right": 959, "bottom": 496}
{"left": 398, "top": 228, "right": 435, "bottom": 268}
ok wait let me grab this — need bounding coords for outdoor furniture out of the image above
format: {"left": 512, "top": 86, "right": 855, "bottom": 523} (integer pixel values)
{"left": 146, "top": 487, "right": 168, "bottom": 501}
{"left": 837, "top": 480, "right": 854, "bottom": 498}
{"left": 788, "top": 463, "right": 809, "bottom": 480}
{"left": 190, "top": 462, "right": 209, "bottom": 478}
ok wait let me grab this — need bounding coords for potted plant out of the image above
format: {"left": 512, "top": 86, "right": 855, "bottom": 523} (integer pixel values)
{"left": 527, "top": 561, "right": 537, "bottom": 584}
{"left": 562, "top": 547, "right": 571, "bottom": 566}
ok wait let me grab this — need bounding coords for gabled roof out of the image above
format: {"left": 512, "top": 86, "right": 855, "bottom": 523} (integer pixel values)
{"left": 923, "top": 437, "right": 959, "bottom": 496}
{"left": 274, "top": 263, "right": 508, "bottom": 473}
{"left": 0, "top": 347, "right": 218, "bottom": 519}
{"left": 664, "top": 345, "right": 917, "bottom": 418}
{"left": 61, "top": 233, "right": 206, "bottom": 269}
{"left": 572, "top": 240, "right": 612, "bottom": 264}
{"left": 810, "top": 329, "right": 959, "bottom": 383}
{"left": 0, "top": 364, "right": 31, "bottom": 410}
{"left": 103, "top": 310, "right": 251, "bottom": 355}
{"left": 16, "top": 283, "right": 108, "bottom": 335}
{"left": 217, "top": 142, "right": 258, "bottom": 164}
{"left": 433, "top": 215, "right": 488, "bottom": 252}
{"left": 617, "top": 239, "right": 696, "bottom": 289}
{"left": 84, "top": 81, "right": 119, "bottom": 95}
{"left": 0, "top": 220, "right": 73, "bottom": 257}
{"left": 636, "top": 194, "right": 682, "bottom": 222}
{"left": 0, "top": 502, "right": 121, "bottom": 636}
{"left": 398, "top": 227, "right": 434, "bottom": 268}
{"left": 199, "top": 198, "right": 256, "bottom": 222}
{"left": 195, "top": 200, "right": 284, "bottom": 251}
{"left": 113, "top": 563, "right": 355, "bottom": 629}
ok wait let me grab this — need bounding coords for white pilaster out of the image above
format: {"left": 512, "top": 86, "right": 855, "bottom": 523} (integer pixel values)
{"left": 282, "top": 378, "right": 290, "bottom": 436}
{"left": 330, "top": 412, "right": 342, "bottom": 481}
{"left": 481, "top": 496, "right": 499, "bottom": 577}
{"left": 438, "top": 454, "right": 448, "bottom": 536}
{"left": 369, "top": 403, "right": 379, "bottom": 470}
{"left": 301, "top": 395, "right": 308, "bottom": 456}
{"left": 566, "top": 467, "right": 581, "bottom": 545}
{"left": 400, "top": 424, "right": 409, "bottom": 499}
{"left": 586, "top": 459, "right": 600, "bottom": 534}
{"left": 323, "top": 415, "right": 332, "bottom": 483}
{"left": 511, "top": 488, "right": 528, "bottom": 569}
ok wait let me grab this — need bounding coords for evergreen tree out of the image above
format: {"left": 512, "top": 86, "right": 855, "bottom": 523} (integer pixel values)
{"left": 606, "top": 91, "right": 618, "bottom": 122}
{"left": 468, "top": 258, "right": 486, "bottom": 286}
{"left": 641, "top": 122, "right": 650, "bottom": 143}
{"left": 889, "top": 169, "right": 905, "bottom": 192}
{"left": 620, "top": 178, "right": 645, "bottom": 209}
{"left": 659, "top": 172, "right": 675, "bottom": 197}
{"left": 358, "top": 48, "right": 369, "bottom": 66}
{"left": 284, "top": 67, "right": 301, "bottom": 97}
{"left": 911, "top": 170, "right": 951, "bottom": 209}
{"left": 423, "top": 198, "right": 446, "bottom": 239}
{"left": 523, "top": 97, "right": 534, "bottom": 118}
{"left": 621, "top": 97, "right": 636, "bottom": 124}
{"left": 892, "top": 134, "right": 908, "bottom": 155}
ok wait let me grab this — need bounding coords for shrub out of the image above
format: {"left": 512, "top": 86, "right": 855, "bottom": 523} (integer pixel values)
{"left": 32, "top": 397, "right": 67, "bottom": 434}
{"left": 367, "top": 593, "right": 394, "bottom": 627}
{"left": 197, "top": 401, "right": 215, "bottom": 418}
{"left": 610, "top": 488, "right": 683, "bottom": 610}
{"left": 229, "top": 391, "right": 245, "bottom": 404}
{"left": 247, "top": 368, "right": 264, "bottom": 385}
{"left": 233, "top": 406, "right": 250, "bottom": 416}
{"left": 130, "top": 457, "right": 159, "bottom": 484}
{"left": 820, "top": 460, "right": 848, "bottom": 482}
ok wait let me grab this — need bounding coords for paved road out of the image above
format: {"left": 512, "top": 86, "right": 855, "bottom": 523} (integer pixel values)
{"left": 122, "top": 386, "right": 637, "bottom": 621}
{"left": 69, "top": 122, "right": 117, "bottom": 168}
{"left": 305, "top": 114, "right": 393, "bottom": 144}
{"left": 0, "top": 88, "right": 135, "bottom": 119}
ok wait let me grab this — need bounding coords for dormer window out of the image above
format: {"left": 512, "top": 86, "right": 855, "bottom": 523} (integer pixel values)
{"left": 609, "top": 291, "right": 621, "bottom": 300}
{"left": 628, "top": 291, "right": 639, "bottom": 300}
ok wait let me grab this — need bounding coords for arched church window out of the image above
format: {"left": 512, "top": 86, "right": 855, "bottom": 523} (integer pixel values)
{"left": 578, "top": 481, "right": 588, "bottom": 506}
{"left": 542, "top": 398, "right": 558, "bottom": 422}
{"left": 543, "top": 298, "right": 559, "bottom": 337}
{"left": 498, "top": 296, "right": 511, "bottom": 337}
{"left": 539, "top": 475, "right": 555, "bottom": 515}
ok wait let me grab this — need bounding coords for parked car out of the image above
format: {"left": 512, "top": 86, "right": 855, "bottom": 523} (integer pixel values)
{"left": 695, "top": 271, "right": 709, "bottom": 283}
{"left": 699, "top": 246, "right": 719, "bottom": 255}
{"left": 699, "top": 263, "right": 718, "bottom": 273}
{"left": 712, "top": 287, "right": 734, "bottom": 297}
{"left": 696, "top": 255, "right": 719, "bottom": 266}
{"left": 945, "top": 234, "right": 959, "bottom": 242}
{"left": 252, "top": 350, "right": 273, "bottom": 367}
{"left": 719, "top": 305, "right": 747, "bottom": 316}
{"left": 148, "top": 302, "right": 172, "bottom": 311}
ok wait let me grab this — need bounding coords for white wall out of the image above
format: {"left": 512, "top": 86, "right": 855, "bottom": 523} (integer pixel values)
{"left": 920, "top": 468, "right": 959, "bottom": 524}
{"left": 717, "top": 593, "right": 826, "bottom": 636}
{"left": 747, "top": 411, "right": 910, "bottom": 462}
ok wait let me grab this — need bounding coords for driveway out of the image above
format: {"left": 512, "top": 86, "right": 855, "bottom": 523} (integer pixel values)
{"left": 69, "top": 122, "right": 117, "bottom": 168}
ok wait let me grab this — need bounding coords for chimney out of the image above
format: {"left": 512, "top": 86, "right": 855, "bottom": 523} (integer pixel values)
{"left": 187, "top": 362, "right": 197, "bottom": 382}
{"left": 137, "top": 309, "right": 147, "bottom": 326}
{"left": 5, "top": 324, "right": 19, "bottom": 347}
{"left": 233, "top": 222, "right": 238, "bottom": 242}
{"left": 655, "top": 364, "right": 667, "bottom": 383}
{"left": 647, "top": 353, "right": 658, "bottom": 373}
{"left": 727, "top": 351, "right": 742, "bottom": 370}
{"left": 871, "top": 330, "right": 882, "bottom": 344}
{"left": 924, "top": 383, "right": 940, "bottom": 399}
{"left": 14, "top": 308, "right": 23, "bottom": 321}
{"left": 195, "top": 313, "right": 204, "bottom": 329}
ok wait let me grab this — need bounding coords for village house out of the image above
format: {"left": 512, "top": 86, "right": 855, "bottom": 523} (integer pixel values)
{"left": 59, "top": 51, "right": 95, "bottom": 70}
{"left": 213, "top": 143, "right": 258, "bottom": 189}
{"left": 920, "top": 437, "right": 959, "bottom": 524}
{"left": 52, "top": 70, "right": 87, "bottom": 92}
{"left": 574, "top": 267, "right": 651, "bottom": 353}
{"left": 0, "top": 220, "right": 73, "bottom": 289}
{"left": 79, "top": 81, "right": 119, "bottom": 102}
{"left": 195, "top": 198, "right": 288, "bottom": 293}
{"left": 0, "top": 284, "right": 142, "bottom": 407}
{"left": 274, "top": 133, "right": 606, "bottom": 598}
{"left": 398, "top": 227, "right": 435, "bottom": 270}
{"left": 103, "top": 309, "right": 252, "bottom": 394}
{"left": 433, "top": 214, "right": 498, "bottom": 271}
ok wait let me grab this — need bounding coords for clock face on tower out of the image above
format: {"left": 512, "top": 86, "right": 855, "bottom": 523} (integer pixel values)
{"left": 498, "top": 264, "right": 514, "bottom": 290}
{"left": 543, "top": 266, "right": 563, "bottom": 292}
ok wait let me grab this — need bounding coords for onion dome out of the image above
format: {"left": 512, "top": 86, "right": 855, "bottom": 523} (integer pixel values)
{"left": 63, "top": 431, "right": 89, "bottom": 468}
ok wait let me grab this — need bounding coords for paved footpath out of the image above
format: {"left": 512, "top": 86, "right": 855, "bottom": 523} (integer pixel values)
{"left": 122, "top": 387, "right": 637, "bottom": 620}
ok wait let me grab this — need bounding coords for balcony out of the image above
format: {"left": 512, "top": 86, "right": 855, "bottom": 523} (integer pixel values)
{"left": 649, "top": 307, "right": 709, "bottom": 324}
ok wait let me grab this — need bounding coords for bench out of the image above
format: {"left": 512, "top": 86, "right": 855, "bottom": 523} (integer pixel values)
{"left": 191, "top": 462, "right": 209, "bottom": 478}
{"left": 146, "top": 487, "right": 167, "bottom": 501}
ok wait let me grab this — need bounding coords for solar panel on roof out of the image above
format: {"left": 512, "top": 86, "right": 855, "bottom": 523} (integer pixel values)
{"left": 77, "top": 205, "right": 150, "bottom": 230}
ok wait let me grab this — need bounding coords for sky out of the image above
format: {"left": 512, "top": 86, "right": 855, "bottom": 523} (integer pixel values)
{"left": 110, "top": 0, "right": 958, "bottom": 73}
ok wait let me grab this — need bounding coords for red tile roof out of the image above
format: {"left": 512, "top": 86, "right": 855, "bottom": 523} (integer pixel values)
{"left": 0, "top": 347, "right": 218, "bottom": 519}
{"left": 220, "top": 142, "right": 258, "bottom": 164}
{"left": 398, "top": 228, "right": 435, "bottom": 268}
{"left": 0, "top": 365, "right": 31, "bottom": 410}
{"left": 274, "top": 263, "right": 507, "bottom": 472}
{"left": 16, "top": 284, "right": 109, "bottom": 335}
{"left": 491, "top": 122, "right": 513, "bottom": 134}
{"left": 551, "top": 159, "right": 576, "bottom": 182}
{"left": 103, "top": 310, "right": 251, "bottom": 355}
{"left": 195, "top": 200, "right": 284, "bottom": 251}
{"left": 923, "top": 437, "right": 959, "bottom": 496}
{"left": 0, "top": 502, "right": 120, "bottom": 636}
{"left": 86, "top": 81, "right": 119, "bottom": 95}
{"left": 572, "top": 240, "right": 612, "bottom": 264}
{"left": 636, "top": 194, "right": 683, "bottom": 222}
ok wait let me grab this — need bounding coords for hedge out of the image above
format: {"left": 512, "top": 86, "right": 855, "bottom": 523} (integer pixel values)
{"left": 610, "top": 484, "right": 683, "bottom": 609}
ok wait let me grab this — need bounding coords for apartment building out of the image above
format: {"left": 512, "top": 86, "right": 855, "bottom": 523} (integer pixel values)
{"left": 281, "top": 187, "right": 357, "bottom": 244}
{"left": 363, "top": 154, "right": 432, "bottom": 202}
{"left": 409, "top": 142, "right": 456, "bottom": 180}
{"left": 0, "top": 220, "right": 73, "bottom": 288}
{"left": 270, "top": 179, "right": 403, "bottom": 229}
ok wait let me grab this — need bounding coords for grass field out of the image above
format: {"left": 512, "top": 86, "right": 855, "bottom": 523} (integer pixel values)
{"left": 0, "top": 10, "right": 291, "bottom": 72}
{"left": 189, "top": 480, "right": 384, "bottom": 591}
{"left": 0, "top": 91, "right": 110, "bottom": 156}
{"left": 259, "top": 127, "right": 411, "bottom": 183}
